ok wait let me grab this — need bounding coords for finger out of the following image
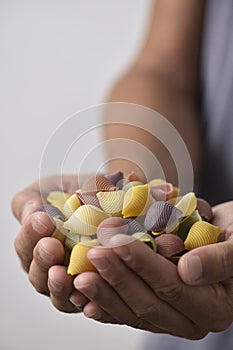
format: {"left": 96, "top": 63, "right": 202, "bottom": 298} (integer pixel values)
{"left": 28, "top": 237, "right": 65, "bottom": 295}
{"left": 12, "top": 175, "right": 80, "bottom": 223}
{"left": 87, "top": 244, "right": 204, "bottom": 339}
{"left": 178, "top": 237, "right": 233, "bottom": 285}
{"left": 14, "top": 212, "right": 56, "bottom": 272}
{"left": 73, "top": 272, "right": 142, "bottom": 325}
{"left": 48, "top": 265, "right": 80, "bottom": 313}
{"left": 83, "top": 301, "right": 127, "bottom": 325}
{"left": 110, "top": 235, "right": 231, "bottom": 334}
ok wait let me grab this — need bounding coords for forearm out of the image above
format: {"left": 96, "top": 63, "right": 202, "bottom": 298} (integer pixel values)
{"left": 103, "top": 66, "right": 202, "bottom": 185}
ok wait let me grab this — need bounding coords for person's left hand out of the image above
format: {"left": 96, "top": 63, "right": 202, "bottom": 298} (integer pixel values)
{"left": 70, "top": 201, "right": 233, "bottom": 339}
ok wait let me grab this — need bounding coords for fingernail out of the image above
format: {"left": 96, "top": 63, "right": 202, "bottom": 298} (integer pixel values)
{"left": 76, "top": 284, "right": 98, "bottom": 299}
{"left": 85, "top": 309, "right": 102, "bottom": 320}
{"left": 38, "top": 245, "right": 53, "bottom": 264}
{"left": 69, "top": 294, "right": 84, "bottom": 310}
{"left": 32, "top": 214, "right": 49, "bottom": 234}
{"left": 22, "top": 201, "right": 40, "bottom": 223}
{"left": 48, "top": 278, "right": 64, "bottom": 293}
{"left": 114, "top": 245, "right": 130, "bottom": 261}
{"left": 185, "top": 255, "right": 203, "bottom": 282}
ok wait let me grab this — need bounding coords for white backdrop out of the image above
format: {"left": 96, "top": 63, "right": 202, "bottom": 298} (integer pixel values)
{"left": 0, "top": 1, "right": 153, "bottom": 349}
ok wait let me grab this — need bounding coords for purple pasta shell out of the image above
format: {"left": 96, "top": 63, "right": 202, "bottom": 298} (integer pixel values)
{"left": 34, "top": 204, "right": 65, "bottom": 221}
{"left": 144, "top": 201, "right": 182, "bottom": 232}
{"left": 125, "top": 218, "right": 146, "bottom": 235}
{"left": 77, "top": 192, "right": 101, "bottom": 209}
{"left": 105, "top": 171, "right": 124, "bottom": 187}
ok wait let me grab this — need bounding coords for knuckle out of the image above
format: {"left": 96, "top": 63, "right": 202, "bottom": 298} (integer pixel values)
{"left": 155, "top": 283, "right": 183, "bottom": 303}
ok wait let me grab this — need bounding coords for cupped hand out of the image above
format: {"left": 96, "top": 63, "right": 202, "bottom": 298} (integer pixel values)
{"left": 71, "top": 202, "right": 233, "bottom": 339}
{"left": 12, "top": 175, "right": 89, "bottom": 313}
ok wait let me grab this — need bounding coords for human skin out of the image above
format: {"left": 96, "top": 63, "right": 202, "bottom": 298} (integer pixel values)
{"left": 12, "top": 176, "right": 233, "bottom": 339}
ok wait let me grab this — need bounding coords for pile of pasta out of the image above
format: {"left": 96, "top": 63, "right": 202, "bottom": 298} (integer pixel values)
{"left": 35, "top": 171, "right": 221, "bottom": 275}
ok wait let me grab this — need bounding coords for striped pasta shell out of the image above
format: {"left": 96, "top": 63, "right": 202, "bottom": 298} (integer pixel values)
{"left": 125, "top": 218, "right": 145, "bottom": 235}
{"left": 177, "top": 210, "right": 202, "bottom": 241}
{"left": 63, "top": 193, "right": 82, "bottom": 219}
{"left": 77, "top": 191, "right": 101, "bottom": 208}
{"left": 46, "top": 191, "right": 70, "bottom": 213}
{"left": 97, "top": 217, "right": 128, "bottom": 246}
{"left": 184, "top": 221, "right": 221, "bottom": 250}
{"left": 81, "top": 175, "right": 116, "bottom": 193}
{"left": 67, "top": 239, "right": 100, "bottom": 275}
{"left": 63, "top": 205, "right": 111, "bottom": 235}
{"left": 155, "top": 233, "right": 185, "bottom": 257}
{"left": 148, "top": 178, "right": 166, "bottom": 187}
{"left": 105, "top": 171, "right": 124, "bottom": 186}
{"left": 175, "top": 192, "right": 197, "bottom": 217}
{"left": 122, "top": 184, "right": 153, "bottom": 218}
{"left": 144, "top": 201, "right": 182, "bottom": 232}
{"left": 97, "top": 190, "right": 125, "bottom": 215}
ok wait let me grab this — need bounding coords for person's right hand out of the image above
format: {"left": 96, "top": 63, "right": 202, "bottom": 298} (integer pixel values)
{"left": 12, "top": 175, "right": 89, "bottom": 313}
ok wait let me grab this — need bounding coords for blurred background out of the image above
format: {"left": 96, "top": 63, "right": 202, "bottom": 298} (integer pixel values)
{"left": 0, "top": 0, "right": 153, "bottom": 349}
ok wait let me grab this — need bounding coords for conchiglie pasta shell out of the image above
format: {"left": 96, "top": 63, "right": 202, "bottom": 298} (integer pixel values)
{"left": 97, "top": 190, "right": 125, "bottom": 215}
{"left": 65, "top": 232, "right": 92, "bottom": 252}
{"left": 155, "top": 233, "right": 185, "bottom": 257}
{"left": 81, "top": 175, "right": 116, "bottom": 193}
{"left": 144, "top": 201, "right": 182, "bottom": 232}
{"left": 63, "top": 193, "right": 81, "bottom": 219}
{"left": 105, "top": 171, "right": 124, "bottom": 186}
{"left": 177, "top": 210, "right": 202, "bottom": 241}
{"left": 47, "top": 191, "right": 70, "bottom": 213}
{"left": 184, "top": 221, "right": 221, "bottom": 250}
{"left": 175, "top": 192, "right": 197, "bottom": 217}
{"left": 63, "top": 205, "right": 111, "bottom": 235}
{"left": 148, "top": 178, "right": 166, "bottom": 187}
{"left": 122, "top": 184, "right": 153, "bottom": 218}
{"left": 76, "top": 191, "right": 101, "bottom": 208}
{"left": 67, "top": 239, "right": 100, "bottom": 275}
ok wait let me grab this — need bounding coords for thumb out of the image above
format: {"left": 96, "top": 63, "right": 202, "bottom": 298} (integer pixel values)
{"left": 178, "top": 235, "right": 233, "bottom": 285}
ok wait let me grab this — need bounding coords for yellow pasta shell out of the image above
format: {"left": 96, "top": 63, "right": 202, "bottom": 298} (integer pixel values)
{"left": 184, "top": 221, "right": 221, "bottom": 250}
{"left": 175, "top": 192, "right": 197, "bottom": 217}
{"left": 97, "top": 190, "right": 125, "bottom": 215}
{"left": 122, "top": 184, "right": 153, "bottom": 218}
{"left": 148, "top": 178, "right": 166, "bottom": 187}
{"left": 47, "top": 191, "right": 70, "bottom": 213}
{"left": 177, "top": 210, "right": 202, "bottom": 241}
{"left": 63, "top": 193, "right": 81, "bottom": 219}
{"left": 63, "top": 205, "right": 111, "bottom": 235}
{"left": 67, "top": 239, "right": 100, "bottom": 275}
